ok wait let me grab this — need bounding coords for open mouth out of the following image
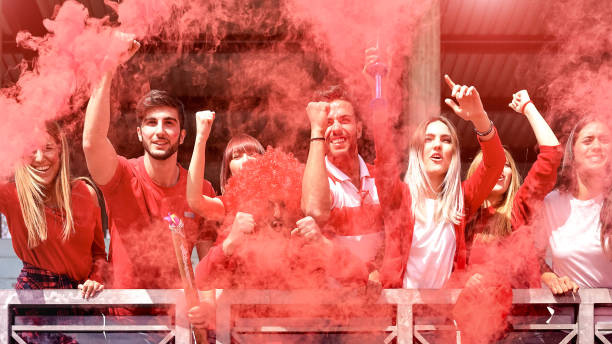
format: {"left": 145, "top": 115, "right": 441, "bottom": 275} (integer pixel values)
{"left": 430, "top": 153, "right": 442, "bottom": 162}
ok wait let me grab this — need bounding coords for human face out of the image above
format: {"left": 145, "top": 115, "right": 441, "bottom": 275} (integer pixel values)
{"left": 573, "top": 122, "right": 612, "bottom": 178}
{"left": 422, "top": 120, "right": 455, "bottom": 180}
{"left": 229, "top": 151, "right": 258, "bottom": 176}
{"left": 137, "top": 106, "right": 185, "bottom": 161}
{"left": 27, "top": 133, "right": 61, "bottom": 186}
{"left": 490, "top": 161, "right": 513, "bottom": 199}
{"left": 324, "top": 100, "right": 362, "bottom": 159}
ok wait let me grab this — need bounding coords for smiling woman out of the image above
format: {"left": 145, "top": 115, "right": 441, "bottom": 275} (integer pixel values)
{"left": 0, "top": 121, "right": 106, "bottom": 295}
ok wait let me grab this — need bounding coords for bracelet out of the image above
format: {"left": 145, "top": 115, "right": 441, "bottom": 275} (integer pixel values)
{"left": 474, "top": 120, "right": 494, "bottom": 137}
{"left": 521, "top": 100, "right": 534, "bottom": 114}
{"left": 310, "top": 137, "right": 326, "bottom": 142}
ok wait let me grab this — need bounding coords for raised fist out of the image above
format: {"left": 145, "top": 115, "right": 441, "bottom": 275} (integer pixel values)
{"left": 306, "top": 102, "right": 330, "bottom": 133}
{"left": 195, "top": 110, "right": 215, "bottom": 140}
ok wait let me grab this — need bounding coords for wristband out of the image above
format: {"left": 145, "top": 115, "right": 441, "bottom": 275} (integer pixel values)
{"left": 310, "top": 137, "right": 326, "bottom": 142}
{"left": 521, "top": 100, "right": 534, "bottom": 114}
{"left": 474, "top": 120, "right": 494, "bottom": 137}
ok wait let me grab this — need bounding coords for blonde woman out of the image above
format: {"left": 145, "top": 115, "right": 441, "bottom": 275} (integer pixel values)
{"left": 465, "top": 90, "right": 562, "bottom": 280}
{"left": 0, "top": 122, "right": 106, "bottom": 296}
{"left": 376, "top": 75, "right": 505, "bottom": 289}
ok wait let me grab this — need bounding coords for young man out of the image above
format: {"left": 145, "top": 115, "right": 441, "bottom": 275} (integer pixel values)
{"left": 83, "top": 48, "right": 222, "bottom": 290}
{"left": 301, "top": 85, "right": 384, "bottom": 276}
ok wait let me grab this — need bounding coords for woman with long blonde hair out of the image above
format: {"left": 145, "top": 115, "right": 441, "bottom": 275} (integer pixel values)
{"left": 0, "top": 122, "right": 106, "bottom": 296}
{"left": 374, "top": 73, "right": 506, "bottom": 289}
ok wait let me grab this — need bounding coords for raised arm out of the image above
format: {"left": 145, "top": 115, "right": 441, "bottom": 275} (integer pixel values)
{"left": 83, "top": 40, "right": 139, "bottom": 185}
{"left": 509, "top": 90, "right": 559, "bottom": 147}
{"left": 301, "top": 102, "right": 333, "bottom": 223}
{"left": 444, "top": 75, "right": 505, "bottom": 214}
{"left": 444, "top": 74, "right": 496, "bottom": 142}
{"left": 186, "top": 111, "right": 224, "bottom": 221}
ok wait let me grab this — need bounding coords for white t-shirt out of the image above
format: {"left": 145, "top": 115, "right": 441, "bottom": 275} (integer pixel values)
{"left": 325, "top": 155, "right": 384, "bottom": 264}
{"left": 539, "top": 190, "right": 612, "bottom": 288}
{"left": 403, "top": 198, "right": 456, "bottom": 289}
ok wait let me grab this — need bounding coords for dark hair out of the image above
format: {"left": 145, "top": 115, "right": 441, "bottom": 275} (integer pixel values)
{"left": 313, "top": 85, "right": 362, "bottom": 122}
{"left": 220, "top": 134, "right": 265, "bottom": 194}
{"left": 558, "top": 116, "right": 612, "bottom": 259}
{"left": 136, "top": 90, "right": 186, "bottom": 130}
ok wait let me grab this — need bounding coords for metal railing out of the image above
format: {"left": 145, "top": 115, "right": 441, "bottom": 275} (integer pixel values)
{"left": 0, "top": 288, "right": 611, "bottom": 344}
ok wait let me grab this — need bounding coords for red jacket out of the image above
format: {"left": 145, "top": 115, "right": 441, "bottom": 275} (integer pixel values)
{"left": 376, "top": 131, "right": 505, "bottom": 288}
{"left": 466, "top": 145, "right": 563, "bottom": 287}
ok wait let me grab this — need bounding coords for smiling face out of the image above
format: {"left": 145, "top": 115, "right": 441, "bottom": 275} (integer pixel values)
{"left": 422, "top": 120, "right": 455, "bottom": 180}
{"left": 324, "top": 100, "right": 362, "bottom": 161}
{"left": 27, "top": 133, "right": 61, "bottom": 187}
{"left": 137, "top": 106, "right": 185, "bottom": 161}
{"left": 573, "top": 121, "right": 612, "bottom": 178}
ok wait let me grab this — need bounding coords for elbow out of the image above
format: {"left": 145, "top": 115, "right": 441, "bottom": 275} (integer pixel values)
{"left": 301, "top": 203, "right": 330, "bottom": 223}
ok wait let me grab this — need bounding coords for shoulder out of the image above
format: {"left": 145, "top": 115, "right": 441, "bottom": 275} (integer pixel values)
{"left": 72, "top": 179, "right": 101, "bottom": 209}
{"left": 543, "top": 189, "right": 565, "bottom": 206}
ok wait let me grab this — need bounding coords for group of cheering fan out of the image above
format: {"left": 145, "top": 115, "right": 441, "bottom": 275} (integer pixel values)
{"left": 1, "top": 39, "right": 611, "bottom": 343}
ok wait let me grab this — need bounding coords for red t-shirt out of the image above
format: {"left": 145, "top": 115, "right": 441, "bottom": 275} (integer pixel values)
{"left": 0, "top": 180, "right": 106, "bottom": 282}
{"left": 99, "top": 156, "right": 216, "bottom": 289}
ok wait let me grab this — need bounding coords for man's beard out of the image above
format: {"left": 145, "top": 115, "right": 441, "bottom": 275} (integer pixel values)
{"left": 142, "top": 140, "right": 180, "bottom": 161}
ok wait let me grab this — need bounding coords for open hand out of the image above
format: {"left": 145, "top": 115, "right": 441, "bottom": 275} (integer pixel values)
{"left": 444, "top": 74, "right": 486, "bottom": 122}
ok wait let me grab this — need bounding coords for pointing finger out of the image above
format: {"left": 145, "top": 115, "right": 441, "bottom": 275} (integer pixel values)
{"left": 444, "top": 74, "right": 456, "bottom": 90}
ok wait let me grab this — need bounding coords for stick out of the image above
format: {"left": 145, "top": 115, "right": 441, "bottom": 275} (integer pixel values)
{"left": 165, "top": 213, "right": 207, "bottom": 343}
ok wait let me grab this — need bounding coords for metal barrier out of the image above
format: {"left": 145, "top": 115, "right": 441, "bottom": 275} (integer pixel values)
{"left": 0, "top": 288, "right": 611, "bottom": 344}
{"left": 0, "top": 289, "right": 191, "bottom": 344}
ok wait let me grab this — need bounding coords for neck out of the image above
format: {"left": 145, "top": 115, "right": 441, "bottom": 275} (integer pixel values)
{"left": 329, "top": 153, "right": 361, "bottom": 189}
{"left": 486, "top": 193, "right": 503, "bottom": 207}
{"left": 574, "top": 172, "right": 605, "bottom": 200}
{"left": 144, "top": 153, "right": 180, "bottom": 187}
{"left": 426, "top": 173, "right": 444, "bottom": 199}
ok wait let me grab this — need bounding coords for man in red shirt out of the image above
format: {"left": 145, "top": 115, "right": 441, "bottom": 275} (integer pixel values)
{"left": 83, "top": 46, "right": 221, "bottom": 291}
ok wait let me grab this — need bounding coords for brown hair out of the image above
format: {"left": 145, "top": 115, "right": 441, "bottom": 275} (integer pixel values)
{"left": 465, "top": 148, "right": 522, "bottom": 243}
{"left": 313, "top": 85, "right": 362, "bottom": 122}
{"left": 560, "top": 117, "right": 612, "bottom": 259}
{"left": 136, "top": 90, "right": 186, "bottom": 130}
{"left": 220, "top": 134, "right": 265, "bottom": 194}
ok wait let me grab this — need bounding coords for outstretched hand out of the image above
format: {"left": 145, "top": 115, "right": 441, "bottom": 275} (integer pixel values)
{"left": 444, "top": 74, "right": 486, "bottom": 122}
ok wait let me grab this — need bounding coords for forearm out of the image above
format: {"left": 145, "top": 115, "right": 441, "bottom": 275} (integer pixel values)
{"left": 301, "top": 134, "right": 332, "bottom": 222}
{"left": 471, "top": 111, "right": 495, "bottom": 142}
{"left": 84, "top": 71, "right": 113, "bottom": 149}
{"left": 524, "top": 104, "right": 560, "bottom": 146}
{"left": 83, "top": 71, "right": 118, "bottom": 185}
{"left": 187, "top": 137, "right": 224, "bottom": 221}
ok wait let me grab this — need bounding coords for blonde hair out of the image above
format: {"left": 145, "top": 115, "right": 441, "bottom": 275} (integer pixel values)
{"left": 465, "top": 148, "right": 522, "bottom": 243}
{"left": 405, "top": 117, "right": 463, "bottom": 225}
{"left": 14, "top": 123, "right": 74, "bottom": 248}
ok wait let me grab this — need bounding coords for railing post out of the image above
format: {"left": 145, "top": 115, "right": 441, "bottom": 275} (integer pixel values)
{"left": 175, "top": 294, "right": 193, "bottom": 344}
{"left": 216, "top": 290, "right": 231, "bottom": 344}
{"left": 577, "top": 292, "right": 595, "bottom": 344}
{"left": 397, "top": 303, "right": 413, "bottom": 344}
{"left": 0, "top": 290, "right": 9, "bottom": 344}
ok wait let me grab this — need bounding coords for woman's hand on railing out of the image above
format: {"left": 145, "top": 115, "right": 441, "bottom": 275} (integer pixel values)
{"left": 78, "top": 279, "right": 104, "bottom": 299}
{"left": 541, "top": 272, "right": 579, "bottom": 295}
